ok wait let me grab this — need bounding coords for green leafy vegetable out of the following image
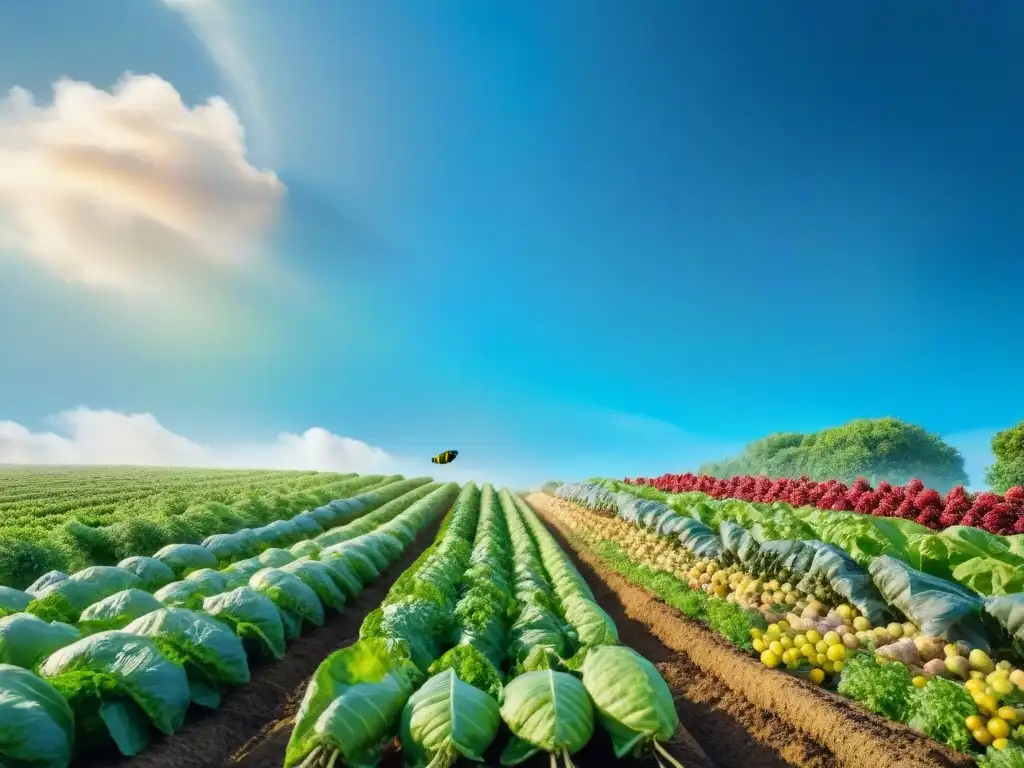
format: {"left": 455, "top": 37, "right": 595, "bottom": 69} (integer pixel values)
{"left": 498, "top": 670, "right": 594, "bottom": 766}
{"left": 78, "top": 589, "right": 162, "bottom": 633}
{"left": 202, "top": 586, "right": 287, "bottom": 661}
{"left": 123, "top": 607, "right": 250, "bottom": 709}
{"left": 581, "top": 645, "right": 679, "bottom": 761}
{"left": 38, "top": 630, "right": 190, "bottom": 754}
{"left": 284, "top": 638, "right": 415, "bottom": 768}
{"left": 836, "top": 653, "right": 915, "bottom": 723}
{"left": 0, "top": 613, "right": 81, "bottom": 669}
{"left": 0, "top": 663, "right": 76, "bottom": 768}
{"left": 399, "top": 668, "right": 501, "bottom": 768}
{"left": 907, "top": 676, "right": 975, "bottom": 753}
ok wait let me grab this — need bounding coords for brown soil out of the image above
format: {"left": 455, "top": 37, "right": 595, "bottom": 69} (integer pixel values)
{"left": 78, "top": 513, "right": 448, "bottom": 768}
{"left": 526, "top": 493, "right": 978, "bottom": 768}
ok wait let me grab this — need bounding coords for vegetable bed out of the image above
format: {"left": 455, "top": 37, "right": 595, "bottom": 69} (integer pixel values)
{"left": 528, "top": 492, "right": 977, "bottom": 768}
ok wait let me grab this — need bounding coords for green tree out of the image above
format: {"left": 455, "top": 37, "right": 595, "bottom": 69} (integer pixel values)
{"left": 984, "top": 422, "right": 1024, "bottom": 492}
{"left": 698, "top": 417, "right": 968, "bottom": 492}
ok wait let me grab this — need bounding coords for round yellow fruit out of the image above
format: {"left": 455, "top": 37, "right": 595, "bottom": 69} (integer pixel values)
{"left": 769, "top": 641, "right": 785, "bottom": 657}
{"left": 753, "top": 639, "right": 766, "bottom": 653}
{"left": 808, "top": 668, "right": 825, "bottom": 685}
{"left": 826, "top": 645, "right": 847, "bottom": 662}
{"left": 965, "top": 715, "right": 985, "bottom": 732}
{"left": 992, "top": 738, "right": 1009, "bottom": 750}
{"left": 815, "top": 640, "right": 829, "bottom": 654}
{"left": 996, "top": 706, "right": 1017, "bottom": 723}
{"left": 823, "top": 631, "right": 841, "bottom": 646}
{"left": 761, "top": 650, "right": 780, "bottom": 668}
{"left": 852, "top": 616, "right": 871, "bottom": 631}
{"left": 832, "top": 660, "right": 844, "bottom": 673}
{"left": 987, "top": 718, "right": 1010, "bottom": 740}
{"left": 805, "top": 630, "right": 822, "bottom": 645}
{"left": 972, "top": 728, "right": 993, "bottom": 746}
{"left": 912, "top": 676, "right": 928, "bottom": 689}
{"left": 801, "top": 643, "right": 816, "bottom": 659}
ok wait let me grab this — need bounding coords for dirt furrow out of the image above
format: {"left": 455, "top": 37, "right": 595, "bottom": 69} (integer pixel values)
{"left": 526, "top": 493, "right": 976, "bottom": 768}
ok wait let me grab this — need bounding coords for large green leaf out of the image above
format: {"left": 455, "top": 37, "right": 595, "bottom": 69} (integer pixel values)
{"left": 0, "top": 664, "right": 76, "bottom": 768}
{"left": 152, "top": 543, "right": 219, "bottom": 577}
{"left": 123, "top": 607, "right": 250, "bottom": 703}
{"left": 284, "top": 638, "right": 415, "bottom": 768}
{"left": 279, "top": 560, "right": 346, "bottom": 612}
{"left": 498, "top": 670, "right": 594, "bottom": 765}
{"left": 0, "top": 613, "right": 80, "bottom": 669}
{"left": 78, "top": 589, "right": 163, "bottom": 633}
{"left": 984, "top": 594, "right": 1024, "bottom": 657}
{"left": 38, "top": 630, "right": 191, "bottom": 746}
{"left": 562, "top": 596, "right": 618, "bottom": 647}
{"left": 868, "top": 556, "right": 991, "bottom": 650}
{"left": 202, "top": 586, "right": 287, "bottom": 661}
{"left": 249, "top": 567, "right": 325, "bottom": 629}
{"left": 116, "top": 556, "right": 175, "bottom": 592}
{"left": 400, "top": 668, "right": 500, "bottom": 768}
{"left": 0, "top": 586, "right": 32, "bottom": 617}
{"left": 581, "top": 645, "right": 677, "bottom": 758}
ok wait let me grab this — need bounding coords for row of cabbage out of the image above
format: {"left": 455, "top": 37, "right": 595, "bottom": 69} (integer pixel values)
{"left": 562, "top": 481, "right": 1024, "bottom": 659}
{"left": 285, "top": 484, "right": 684, "bottom": 768}
{"left": 604, "top": 479, "right": 1024, "bottom": 598}
{"left": 555, "top": 482, "right": 1024, "bottom": 761}
{"left": 0, "top": 478, "right": 459, "bottom": 768}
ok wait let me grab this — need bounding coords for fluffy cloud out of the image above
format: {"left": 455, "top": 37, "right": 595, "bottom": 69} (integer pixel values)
{"left": 0, "top": 73, "right": 284, "bottom": 295}
{"left": 0, "top": 408, "right": 400, "bottom": 475}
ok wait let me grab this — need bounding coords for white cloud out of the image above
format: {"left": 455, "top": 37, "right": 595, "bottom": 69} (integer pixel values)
{"left": 159, "top": 0, "right": 274, "bottom": 158}
{"left": 0, "top": 408, "right": 401, "bottom": 475}
{"left": 0, "top": 73, "right": 284, "bottom": 296}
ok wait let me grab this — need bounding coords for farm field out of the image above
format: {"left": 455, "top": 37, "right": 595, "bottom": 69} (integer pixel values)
{"left": 0, "top": 467, "right": 396, "bottom": 588}
{"left": 1, "top": 468, "right": 1022, "bottom": 768}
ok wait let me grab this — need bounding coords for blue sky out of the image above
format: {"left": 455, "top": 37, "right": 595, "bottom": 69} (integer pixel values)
{"left": 0, "top": 0, "right": 1021, "bottom": 488}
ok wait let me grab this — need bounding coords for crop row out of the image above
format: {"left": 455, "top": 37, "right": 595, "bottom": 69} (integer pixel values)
{"left": 0, "top": 472, "right": 398, "bottom": 589}
{"left": 0, "top": 477, "right": 456, "bottom": 767}
{"left": 554, "top": 482, "right": 1024, "bottom": 765}
{"left": 626, "top": 472, "right": 1024, "bottom": 535}
{"left": 285, "top": 484, "right": 685, "bottom": 768}
{"left": 606, "top": 479, "right": 1024, "bottom": 597}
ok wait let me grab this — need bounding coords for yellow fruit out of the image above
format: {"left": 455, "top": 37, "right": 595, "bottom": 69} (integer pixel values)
{"left": 970, "top": 671, "right": 986, "bottom": 680}
{"left": 987, "top": 718, "right": 1010, "bottom": 739}
{"left": 823, "top": 631, "right": 841, "bottom": 646}
{"left": 801, "top": 643, "right": 816, "bottom": 659}
{"left": 761, "top": 650, "right": 780, "bottom": 668}
{"left": 781, "top": 636, "right": 794, "bottom": 650}
{"left": 992, "top": 738, "right": 1009, "bottom": 750}
{"left": 777, "top": 620, "right": 790, "bottom": 630}
{"left": 1011, "top": 669, "right": 1024, "bottom": 689}
{"left": 965, "top": 715, "right": 985, "bottom": 731}
{"left": 992, "top": 678, "right": 1014, "bottom": 696}
{"left": 852, "top": 616, "right": 871, "bottom": 631}
{"left": 766, "top": 625, "right": 782, "bottom": 640}
{"left": 973, "top": 728, "right": 993, "bottom": 746}
{"left": 996, "top": 706, "right": 1017, "bottom": 723}
{"left": 886, "top": 622, "right": 904, "bottom": 638}
{"left": 816, "top": 653, "right": 828, "bottom": 666}
{"left": 912, "top": 676, "right": 928, "bottom": 689}
{"left": 808, "top": 668, "right": 825, "bottom": 685}
{"left": 976, "top": 694, "right": 999, "bottom": 715}
{"left": 832, "top": 660, "right": 844, "bottom": 673}
{"left": 837, "top": 604, "right": 853, "bottom": 620}
{"left": 815, "top": 640, "right": 829, "bottom": 654}
{"left": 753, "top": 639, "right": 767, "bottom": 653}
{"left": 769, "top": 641, "right": 785, "bottom": 657}
{"left": 966, "top": 679, "right": 986, "bottom": 693}
{"left": 822, "top": 660, "right": 835, "bottom": 673}
{"left": 793, "top": 634, "right": 806, "bottom": 647}
{"left": 805, "top": 630, "right": 822, "bottom": 645}
{"left": 826, "top": 645, "right": 847, "bottom": 662}
{"left": 970, "top": 649, "right": 995, "bottom": 674}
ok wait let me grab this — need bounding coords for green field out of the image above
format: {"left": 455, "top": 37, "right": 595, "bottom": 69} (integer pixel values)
{"left": 0, "top": 467, "right": 395, "bottom": 588}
